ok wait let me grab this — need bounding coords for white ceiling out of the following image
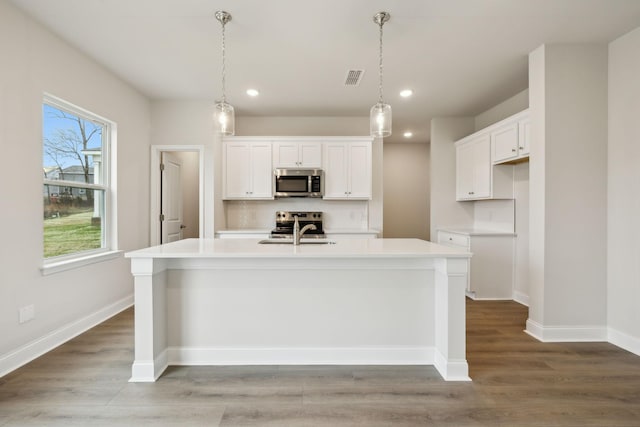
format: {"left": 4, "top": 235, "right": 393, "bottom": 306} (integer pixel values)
{"left": 10, "top": 0, "right": 640, "bottom": 143}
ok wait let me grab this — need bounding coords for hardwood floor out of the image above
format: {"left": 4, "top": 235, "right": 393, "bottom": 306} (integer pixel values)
{"left": 1, "top": 299, "right": 639, "bottom": 426}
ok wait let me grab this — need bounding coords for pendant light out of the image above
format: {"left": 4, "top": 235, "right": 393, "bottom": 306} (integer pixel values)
{"left": 214, "top": 11, "right": 235, "bottom": 136}
{"left": 370, "top": 11, "right": 391, "bottom": 138}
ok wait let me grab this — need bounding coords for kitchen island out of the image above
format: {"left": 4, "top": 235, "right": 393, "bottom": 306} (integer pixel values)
{"left": 125, "top": 238, "right": 472, "bottom": 382}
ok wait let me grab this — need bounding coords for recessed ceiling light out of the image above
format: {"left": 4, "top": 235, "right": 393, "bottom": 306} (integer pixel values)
{"left": 400, "top": 89, "right": 413, "bottom": 98}
{"left": 403, "top": 131, "right": 413, "bottom": 138}
{"left": 246, "top": 89, "right": 259, "bottom": 97}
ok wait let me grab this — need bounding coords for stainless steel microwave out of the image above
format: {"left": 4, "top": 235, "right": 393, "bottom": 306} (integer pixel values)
{"left": 274, "top": 168, "right": 324, "bottom": 198}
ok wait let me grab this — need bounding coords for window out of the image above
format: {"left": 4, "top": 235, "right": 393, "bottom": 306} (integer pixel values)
{"left": 42, "top": 95, "right": 114, "bottom": 265}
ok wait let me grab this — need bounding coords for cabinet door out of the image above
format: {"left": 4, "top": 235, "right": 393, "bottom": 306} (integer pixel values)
{"left": 456, "top": 142, "right": 474, "bottom": 200}
{"left": 224, "top": 143, "right": 252, "bottom": 198}
{"left": 491, "top": 122, "right": 518, "bottom": 163}
{"left": 249, "top": 143, "right": 274, "bottom": 198}
{"left": 323, "top": 143, "right": 349, "bottom": 198}
{"left": 347, "top": 143, "right": 372, "bottom": 199}
{"left": 273, "top": 142, "right": 299, "bottom": 168}
{"left": 472, "top": 135, "right": 491, "bottom": 198}
{"left": 299, "top": 142, "right": 322, "bottom": 168}
{"left": 518, "top": 118, "right": 530, "bottom": 156}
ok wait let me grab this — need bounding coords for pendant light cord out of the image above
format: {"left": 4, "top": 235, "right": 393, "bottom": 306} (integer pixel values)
{"left": 378, "top": 19, "right": 384, "bottom": 104}
{"left": 221, "top": 18, "right": 227, "bottom": 104}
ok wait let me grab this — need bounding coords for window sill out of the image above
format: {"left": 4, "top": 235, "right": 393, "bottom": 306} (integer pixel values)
{"left": 41, "top": 250, "right": 123, "bottom": 276}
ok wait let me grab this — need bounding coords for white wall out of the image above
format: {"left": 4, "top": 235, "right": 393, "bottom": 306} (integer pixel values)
{"left": 474, "top": 89, "right": 529, "bottom": 131}
{"left": 527, "top": 44, "right": 608, "bottom": 339}
{"left": 0, "top": 0, "right": 150, "bottom": 374}
{"left": 608, "top": 27, "right": 640, "bottom": 354}
{"left": 150, "top": 101, "right": 217, "bottom": 238}
{"left": 383, "top": 143, "right": 430, "bottom": 240}
{"left": 236, "top": 116, "right": 369, "bottom": 137}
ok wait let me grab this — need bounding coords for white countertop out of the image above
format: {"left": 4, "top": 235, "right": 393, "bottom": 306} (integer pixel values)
{"left": 125, "top": 238, "right": 471, "bottom": 259}
{"left": 437, "top": 227, "right": 516, "bottom": 237}
{"left": 215, "top": 229, "right": 380, "bottom": 235}
{"left": 323, "top": 229, "right": 380, "bottom": 234}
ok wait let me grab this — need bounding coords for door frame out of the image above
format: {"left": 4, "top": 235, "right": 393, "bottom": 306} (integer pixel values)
{"left": 150, "top": 145, "right": 205, "bottom": 246}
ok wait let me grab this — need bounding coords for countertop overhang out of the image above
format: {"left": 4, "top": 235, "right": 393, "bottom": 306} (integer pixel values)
{"left": 125, "top": 238, "right": 472, "bottom": 259}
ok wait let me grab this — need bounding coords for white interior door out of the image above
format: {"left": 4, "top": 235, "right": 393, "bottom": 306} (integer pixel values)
{"left": 161, "top": 152, "right": 183, "bottom": 243}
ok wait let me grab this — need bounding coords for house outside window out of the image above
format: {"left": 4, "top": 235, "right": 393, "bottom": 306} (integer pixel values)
{"left": 42, "top": 95, "right": 113, "bottom": 264}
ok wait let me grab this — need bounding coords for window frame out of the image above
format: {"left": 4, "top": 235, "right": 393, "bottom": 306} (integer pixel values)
{"left": 41, "top": 94, "right": 120, "bottom": 275}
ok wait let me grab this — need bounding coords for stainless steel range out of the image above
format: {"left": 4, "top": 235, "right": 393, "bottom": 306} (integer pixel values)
{"left": 270, "top": 211, "right": 325, "bottom": 239}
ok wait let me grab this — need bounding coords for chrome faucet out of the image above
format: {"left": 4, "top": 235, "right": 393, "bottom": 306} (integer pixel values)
{"left": 293, "top": 215, "right": 317, "bottom": 245}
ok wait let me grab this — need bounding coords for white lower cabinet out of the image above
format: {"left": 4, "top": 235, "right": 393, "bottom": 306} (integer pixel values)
{"left": 437, "top": 230, "right": 514, "bottom": 300}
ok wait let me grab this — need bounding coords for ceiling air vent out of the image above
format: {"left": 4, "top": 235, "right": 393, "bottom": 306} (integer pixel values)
{"left": 344, "top": 69, "right": 365, "bottom": 86}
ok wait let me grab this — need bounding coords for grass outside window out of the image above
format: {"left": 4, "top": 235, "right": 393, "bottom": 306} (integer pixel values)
{"left": 43, "top": 209, "right": 102, "bottom": 258}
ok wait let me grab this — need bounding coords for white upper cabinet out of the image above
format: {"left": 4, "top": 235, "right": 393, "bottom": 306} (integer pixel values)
{"left": 222, "top": 136, "right": 372, "bottom": 202}
{"left": 273, "top": 141, "right": 322, "bottom": 168}
{"left": 456, "top": 134, "right": 492, "bottom": 200}
{"left": 455, "top": 109, "right": 529, "bottom": 201}
{"left": 518, "top": 117, "right": 531, "bottom": 156}
{"left": 456, "top": 132, "right": 515, "bottom": 202}
{"left": 323, "top": 140, "right": 372, "bottom": 200}
{"left": 491, "top": 121, "right": 519, "bottom": 163}
{"left": 223, "top": 139, "right": 273, "bottom": 200}
{"left": 491, "top": 110, "right": 530, "bottom": 164}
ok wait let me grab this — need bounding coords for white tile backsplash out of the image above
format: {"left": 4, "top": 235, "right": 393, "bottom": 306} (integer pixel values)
{"left": 224, "top": 199, "right": 370, "bottom": 230}
{"left": 473, "top": 199, "right": 515, "bottom": 232}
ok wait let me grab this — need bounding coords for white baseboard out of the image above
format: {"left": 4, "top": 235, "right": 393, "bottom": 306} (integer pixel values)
{"left": 132, "top": 346, "right": 472, "bottom": 383}
{"left": 608, "top": 328, "right": 640, "bottom": 357}
{"left": 512, "top": 291, "right": 529, "bottom": 306}
{"left": 0, "top": 295, "right": 133, "bottom": 377}
{"left": 525, "top": 318, "right": 607, "bottom": 342}
{"left": 166, "top": 346, "right": 435, "bottom": 367}
{"left": 130, "top": 349, "right": 168, "bottom": 382}
{"left": 465, "top": 291, "right": 512, "bottom": 301}
{"left": 433, "top": 350, "right": 471, "bottom": 381}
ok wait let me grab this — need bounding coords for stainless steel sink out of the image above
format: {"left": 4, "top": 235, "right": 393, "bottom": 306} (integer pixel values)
{"left": 258, "top": 239, "right": 336, "bottom": 245}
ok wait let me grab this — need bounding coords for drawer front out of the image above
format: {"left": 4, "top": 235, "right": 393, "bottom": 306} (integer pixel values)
{"left": 437, "top": 231, "right": 470, "bottom": 248}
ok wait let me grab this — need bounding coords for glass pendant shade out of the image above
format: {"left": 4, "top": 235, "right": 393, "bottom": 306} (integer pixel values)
{"left": 214, "top": 101, "right": 235, "bottom": 136}
{"left": 370, "top": 102, "right": 392, "bottom": 137}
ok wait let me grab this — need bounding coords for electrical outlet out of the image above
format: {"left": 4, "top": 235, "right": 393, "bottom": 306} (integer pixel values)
{"left": 19, "top": 304, "right": 35, "bottom": 324}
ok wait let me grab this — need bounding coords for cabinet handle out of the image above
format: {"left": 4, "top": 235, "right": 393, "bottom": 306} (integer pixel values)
{"left": 511, "top": 148, "right": 516, "bottom": 152}
{"left": 519, "top": 146, "right": 524, "bottom": 150}
{"left": 468, "top": 191, "right": 474, "bottom": 195}
{"left": 449, "top": 237, "right": 453, "bottom": 241}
